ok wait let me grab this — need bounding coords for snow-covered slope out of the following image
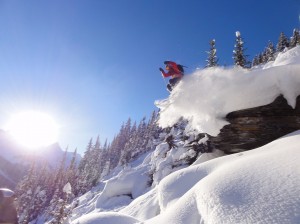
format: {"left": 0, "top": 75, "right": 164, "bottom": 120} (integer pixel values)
{"left": 71, "top": 131, "right": 300, "bottom": 224}
{"left": 70, "top": 47, "right": 300, "bottom": 224}
{"left": 143, "top": 131, "right": 300, "bottom": 223}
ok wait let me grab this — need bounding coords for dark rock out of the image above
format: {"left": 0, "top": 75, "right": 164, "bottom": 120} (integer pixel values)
{"left": 210, "top": 95, "right": 300, "bottom": 154}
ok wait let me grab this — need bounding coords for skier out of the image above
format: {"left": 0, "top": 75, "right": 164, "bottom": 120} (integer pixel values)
{"left": 0, "top": 188, "right": 18, "bottom": 224}
{"left": 159, "top": 61, "right": 184, "bottom": 92}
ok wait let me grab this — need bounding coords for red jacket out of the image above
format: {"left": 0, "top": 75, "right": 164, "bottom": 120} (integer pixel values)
{"left": 160, "top": 61, "right": 183, "bottom": 79}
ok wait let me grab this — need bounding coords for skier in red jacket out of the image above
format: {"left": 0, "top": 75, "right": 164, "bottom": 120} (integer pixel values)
{"left": 159, "top": 61, "right": 184, "bottom": 92}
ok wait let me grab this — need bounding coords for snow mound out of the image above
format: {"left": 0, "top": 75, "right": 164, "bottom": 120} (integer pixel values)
{"left": 144, "top": 131, "right": 300, "bottom": 223}
{"left": 156, "top": 46, "right": 300, "bottom": 136}
{"left": 94, "top": 166, "right": 150, "bottom": 210}
{"left": 272, "top": 46, "right": 300, "bottom": 67}
{"left": 120, "top": 188, "right": 160, "bottom": 221}
{"left": 71, "top": 212, "right": 140, "bottom": 224}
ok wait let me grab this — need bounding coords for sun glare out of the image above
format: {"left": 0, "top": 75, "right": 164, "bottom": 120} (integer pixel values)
{"left": 6, "top": 111, "right": 59, "bottom": 150}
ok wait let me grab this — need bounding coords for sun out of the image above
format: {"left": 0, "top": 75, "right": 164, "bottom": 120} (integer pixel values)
{"left": 5, "top": 111, "right": 59, "bottom": 149}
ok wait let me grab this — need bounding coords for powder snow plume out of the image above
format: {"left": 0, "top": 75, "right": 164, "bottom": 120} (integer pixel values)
{"left": 156, "top": 46, "right": 300, "bottom": 136}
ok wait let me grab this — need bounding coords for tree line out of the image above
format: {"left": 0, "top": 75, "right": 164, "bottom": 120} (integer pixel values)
{"left": 205, "top": 28, "right": 300, "bottom": 68}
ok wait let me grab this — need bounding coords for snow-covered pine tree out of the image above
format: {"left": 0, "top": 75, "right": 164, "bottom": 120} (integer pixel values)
{"left": 43, "top": 148, "right": 70, "bottom": 221}
{"left": 76, "top": 139, "right": 93, "bottom": 194}
{"left": 265, "top": 41, "right": 276, "bottom": 62}
{"left": 16, "top": 162, "right": 48, "bottom": 223}
{"left": 98, "top": 139, "right": 109, "bottom": 178}
{"left": 290, "top": 28, "right": 300, "bottom": 48}
{"left": 78, "top": 138, "right": 93, "bottom": 172}
{"left": 252, "top": 55, "right": 259, "bottom": 67}
{"left": 108, "top": 119, "right": 133, "bottom": 170}
{"left": 52, "top": 148, "right": 68, "bottom": 197}
{"left": 205, "top": 39, "right": 219, "bottom": 68}
{"left": 108, "top": 135, "right": 121, "bottom": 171}
{"left": 130, "top": 117, "right": 147, "bottom": 159}
{"left": 233, "top": 31, "right": 250, "bottom": 68}
{"left": 145, "top": 110, "right": 161, "bottom": 151}
{"left": 48, "top": 183, "right": 72, "bottom": 224}
{"left": 66, "top": 148, "right": 79, "bottom": 197}
{"left": 118, "top": 113, "right": 160, "bottom": 166}
{"left": 89, "top": 136, "right": 102, "bottom": 186}
{"left": 276, "top": 32, "right": 289, "bottom": 52}
{"left": 47, "top": 188, "right": 61, "bottom": 223}
{"left": 15, "top": 163, "right": 37, "bottom": 223}
{"left": 119, "top": 121, "right": 137, "bottom": 166}
{"left": 261, "top": 49, "right": 268, "bottom": 64}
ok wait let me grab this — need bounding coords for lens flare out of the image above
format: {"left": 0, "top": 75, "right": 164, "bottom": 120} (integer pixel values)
{"left": 5, "top": 111, "right": 59, "bottom": 150}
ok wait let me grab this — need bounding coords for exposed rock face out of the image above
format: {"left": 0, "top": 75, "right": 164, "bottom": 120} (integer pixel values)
{"left": 210, "top": 95, "right": 300, "bottom": 154}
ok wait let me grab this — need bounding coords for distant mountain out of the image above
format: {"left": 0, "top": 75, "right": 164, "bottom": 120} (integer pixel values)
{"left": 0, "top": 155, "right": 26, "bottom": 189}
{"left": 0, "top": 129, "right": 81, "bottom": 189}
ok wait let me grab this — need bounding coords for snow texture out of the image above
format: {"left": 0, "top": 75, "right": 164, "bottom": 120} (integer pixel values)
{"left": 71, "top": 212, "right": 140, "bottom": 224}
{"left": 63, "top": 182, "right": 72, "bottom": 195}
{"left": 145, "top": 131, "right": 300, "bottom": 224}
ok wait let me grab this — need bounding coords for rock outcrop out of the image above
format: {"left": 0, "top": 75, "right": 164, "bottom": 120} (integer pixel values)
{"left": 210, "top": 95, "right": 300, "bottom": 153}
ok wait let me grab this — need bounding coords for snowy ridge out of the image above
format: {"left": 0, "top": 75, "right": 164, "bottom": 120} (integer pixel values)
{"left": 70, "top": 47, "right": 300, "bottom": 224}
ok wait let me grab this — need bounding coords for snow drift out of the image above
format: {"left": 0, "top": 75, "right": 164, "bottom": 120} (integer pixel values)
{"left": 143, "top": 131, "right": 300, "bottom": 223}
{"left": 72, "top": 131, "right": 300, "bottom": 224}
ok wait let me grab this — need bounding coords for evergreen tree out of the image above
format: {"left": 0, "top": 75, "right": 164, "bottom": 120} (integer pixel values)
{"left": 99, "top": 139, "right": 109, "bottom": 178}
{"left": 233, "top": 31, "right": 250, "bottom": 68}
{"left": 16, "top": 163, "right": 37, "bottom": 223}
{"left": 78, "top": 138, "right": 93, "bottom": 172}
{"left": 52, "top": 148, "right": 68, "bottom": 197}
{"left": 108, "top": 135, "right": 121, "bottom": 170}
{"left": 205, "top": 39, "right": 219, "bottom": 67}
{"left": 47, "top": 188, "right": 61, "bottom": 223}
{"left": 276, "top": 32, "right": 289, "bottom": 52}
{"left": 77, "top": 139, "right": 94, "bottom": 194}
{"left": 265, "top": 41, "right": 276, "bottom": 62}
{"left": 261, "top": 49, "right": 268, "bottom": 64}
{"left": 290, "top": 28, "right": 300, "bottom": 48}
{"left": 145, "top": 111, "right": 161, "bottom": 151}
{"left": 132, "top": 117, "right": 147, "bottom": 158}
{"left": 67, "top": 148, "right": 79, "bottom": 197}
{"left": 16, "top": 162, "right": 48, "bottom": 223}
{"left": 118, "top": 122, "right": 137, "bottom": 166}
{"left": 44, "top": 148, "right": 69, "bottom": 221}
{"left": 252, "top": 55, "right": 259, "bottom": 67}
{"left": 89, "top": 136, "right": 102, "bottom": 186}
{"left": 49, "top": 183, "right": 72, "bottom": 224}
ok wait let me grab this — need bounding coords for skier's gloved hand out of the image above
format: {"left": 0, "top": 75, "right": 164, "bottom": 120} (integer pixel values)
{"left": 159, "top": 68, "right": 164, "bottom": 72}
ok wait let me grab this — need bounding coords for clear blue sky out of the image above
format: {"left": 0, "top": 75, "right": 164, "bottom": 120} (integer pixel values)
{"left": 0, "top": 0, "right": 299, "bottom": 154}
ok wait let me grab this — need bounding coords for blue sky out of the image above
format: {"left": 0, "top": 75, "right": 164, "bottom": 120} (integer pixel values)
{"left": 0, "top": 0, "right": 299, "bottom": 154}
